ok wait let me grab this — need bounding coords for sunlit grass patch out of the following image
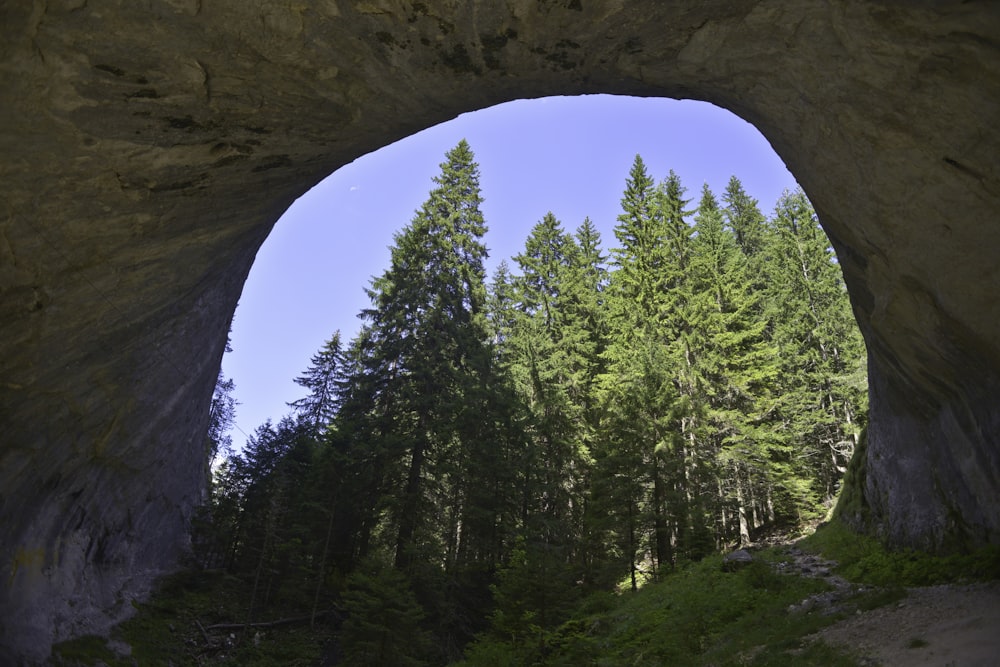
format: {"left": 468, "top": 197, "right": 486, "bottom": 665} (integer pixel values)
{"left": 460, "top": 549, "right": 861, "bottom": 666}
{"left": 801, "top": 520, "right": 1000, "bottom": 587}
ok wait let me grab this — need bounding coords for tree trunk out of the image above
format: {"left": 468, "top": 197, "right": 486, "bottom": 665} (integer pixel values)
{"left": 395, "top": 434, "right": 427, "bottom": 570}
{"left": 627, "top": 497, "right": 638, "bottom": 592}
{"left": 311, "top": 490, "right": 338, "bottom": 629}
{"left": 651, "top": 456, "right": 670, "bottom": 573}
{"left": 735, "top": 467, "right": 751, "bottom": 548}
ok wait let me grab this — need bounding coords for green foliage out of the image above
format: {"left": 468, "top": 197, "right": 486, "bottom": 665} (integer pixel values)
{"left": 213, "top": 628, "right": 324, "bottom": 667}
{"left": 461, "top": 549, "right": 858, "bottom": 666}
{"left": 761, "top": 189, "right": 868, "bottom": 514}
{"left": 340, "top": 565, "right": 432, "bottom": 666}
{"left": 487, "top": 537, "right": 581, "bottom": 647}
{"left": 801, "top": 519, "right": 1000, "bottom": 586}
{"left": 289, "top": 330, "right": 343, "bottom": 431}
{"left": 118, "top": 570, "right": 248, "bottom": 666}
{"left": 852, "top": 585, "right": 907, "bottom": 611}
{"left": 206, "top": 371, "right": 237, "bottom": 465}
{"left": 357, "top": 139, "right": 513, "bottom": 576}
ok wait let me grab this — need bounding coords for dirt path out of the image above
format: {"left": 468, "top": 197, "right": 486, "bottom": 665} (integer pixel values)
{"left": 773, "top": 545, "right": 1000, "bottom": 666}
{"left": 815, "top": 580, "right": 1000, "bottom": 666}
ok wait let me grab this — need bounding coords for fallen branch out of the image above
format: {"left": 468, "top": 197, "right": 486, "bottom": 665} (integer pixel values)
{"left": 194, "top": 619, "right": 211, "bottom": 645}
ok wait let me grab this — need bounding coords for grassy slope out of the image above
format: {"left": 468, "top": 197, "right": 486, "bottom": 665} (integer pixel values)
{"left": 458, "top": 521, "right": 1000, "bottom": 666}
{"left": 461, "top": 540, "right": 855, "bottom": 667}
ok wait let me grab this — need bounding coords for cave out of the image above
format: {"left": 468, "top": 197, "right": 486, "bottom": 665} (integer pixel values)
{"left": 1, "top": 1, "right": 998, "bottom": 661}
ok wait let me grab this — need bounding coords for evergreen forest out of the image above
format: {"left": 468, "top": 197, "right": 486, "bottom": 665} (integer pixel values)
{"left": 196, "top": 140, "right": 869, "bottom": 665}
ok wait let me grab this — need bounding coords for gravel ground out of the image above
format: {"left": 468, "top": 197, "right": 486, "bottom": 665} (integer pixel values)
{"left": 814, "top": 581, "right": 1000, "bottom": 666}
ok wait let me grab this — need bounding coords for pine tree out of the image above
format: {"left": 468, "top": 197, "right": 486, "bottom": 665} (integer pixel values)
{"left": 289, "top": 331, "right": 343, "bottom": 432}
{"left": 565, "top": 218, "right": 611, "bottom": 581}
{"left": 762, "top": 189, "right": 868, "bottom": 520}
{"left": 486, "top": 260, "right": 518, "bottom": 359}
{"left": 323, "top": 327, "right": 397, "bottom": 569}
{"left": 486, "top": 535, "right": 578, "bottom": 650}
{"left": 608, "top": 156, "right": 667, "bottom": 338}
{"left": 599, "top": 155, "right": 682, "bottom": 579}
{"left": 506, "top": 212, "right": 596, "bottom": 583}
{"left": 338, "top": 142, "right": 527, "bottom": 646}
{"left": 565, "top": 217, "right": 610, "bottom": 421}
{"left": 722, "top": 175, "right": 767, "bottom": 258}
{"left": 688, "top": 183, "right": 778, "bottom": 548}
{"left": 205, "top": 416, "right": 320, "bottom": 614}
{"left": 340, "top": 565, "right": 432, "bottom": 666}
{"left": 206, "top": 371, "right": 237, "bottom": 467}
{"left": 357, "top": 140, "right": 492, "bottom": 572}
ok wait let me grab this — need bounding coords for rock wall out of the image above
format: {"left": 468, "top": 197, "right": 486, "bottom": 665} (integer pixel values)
{"left": 1, "top": 0, "right": 997, "bottom": 662}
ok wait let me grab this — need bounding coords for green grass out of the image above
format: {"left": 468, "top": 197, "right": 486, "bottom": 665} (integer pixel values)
{"left": 800, "top": 519, "right": 1000, "bottom": 587}
{"left": 460, "top": 550, "right": 862, "bottom": 666}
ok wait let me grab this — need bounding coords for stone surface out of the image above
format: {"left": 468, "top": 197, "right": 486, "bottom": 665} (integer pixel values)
{"left": 722, "top": 549, "right": 754, "bottom": 571}
{"left": 1, "top": 0, "right": 998, "bottom": 662}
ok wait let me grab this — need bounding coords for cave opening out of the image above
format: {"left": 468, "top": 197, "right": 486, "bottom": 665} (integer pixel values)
{"left": 207, "top": 93, "right": 868, "bottom": 580}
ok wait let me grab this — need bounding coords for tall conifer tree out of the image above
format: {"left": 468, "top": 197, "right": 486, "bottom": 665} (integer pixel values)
{"left": 599, "top": 155, "right": 681, "bottom": 579}
{"left": 289, "top": 331, "right": 343, "bottom": 432}
{"left": 762, "top": 189, "right": 868, "bottom": 519}
{"left": 359, "top": 140, "right": 495, "bottom": 573}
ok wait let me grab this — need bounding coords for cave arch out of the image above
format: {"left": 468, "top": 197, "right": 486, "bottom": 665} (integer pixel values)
{"left": 1, "top": 1, "right": 998, "bottom": 660}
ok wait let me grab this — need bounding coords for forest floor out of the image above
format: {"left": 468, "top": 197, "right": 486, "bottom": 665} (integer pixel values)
{"left": 778, "top": 540, "right": 1000, "bottom": 666}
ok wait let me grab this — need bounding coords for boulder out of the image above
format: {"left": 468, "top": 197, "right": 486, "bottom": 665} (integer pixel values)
{"left": 723, "top": 549, "right": 754, "bottom": 571}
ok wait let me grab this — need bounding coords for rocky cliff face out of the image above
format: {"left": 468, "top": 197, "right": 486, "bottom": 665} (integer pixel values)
{"left": 1, "top": 1, "right": 998, "bottom": 662}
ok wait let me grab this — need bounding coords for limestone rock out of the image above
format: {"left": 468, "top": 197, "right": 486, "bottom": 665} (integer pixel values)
{"left": 722, "top": 549, "right": 754, "bottom": 571}
{"left": 1, "top": 1, "right": 998, "bottom": 662}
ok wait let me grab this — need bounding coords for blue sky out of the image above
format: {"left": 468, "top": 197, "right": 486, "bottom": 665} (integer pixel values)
{"left": 222, "top": 94, "right": 799, "bottom": 445}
